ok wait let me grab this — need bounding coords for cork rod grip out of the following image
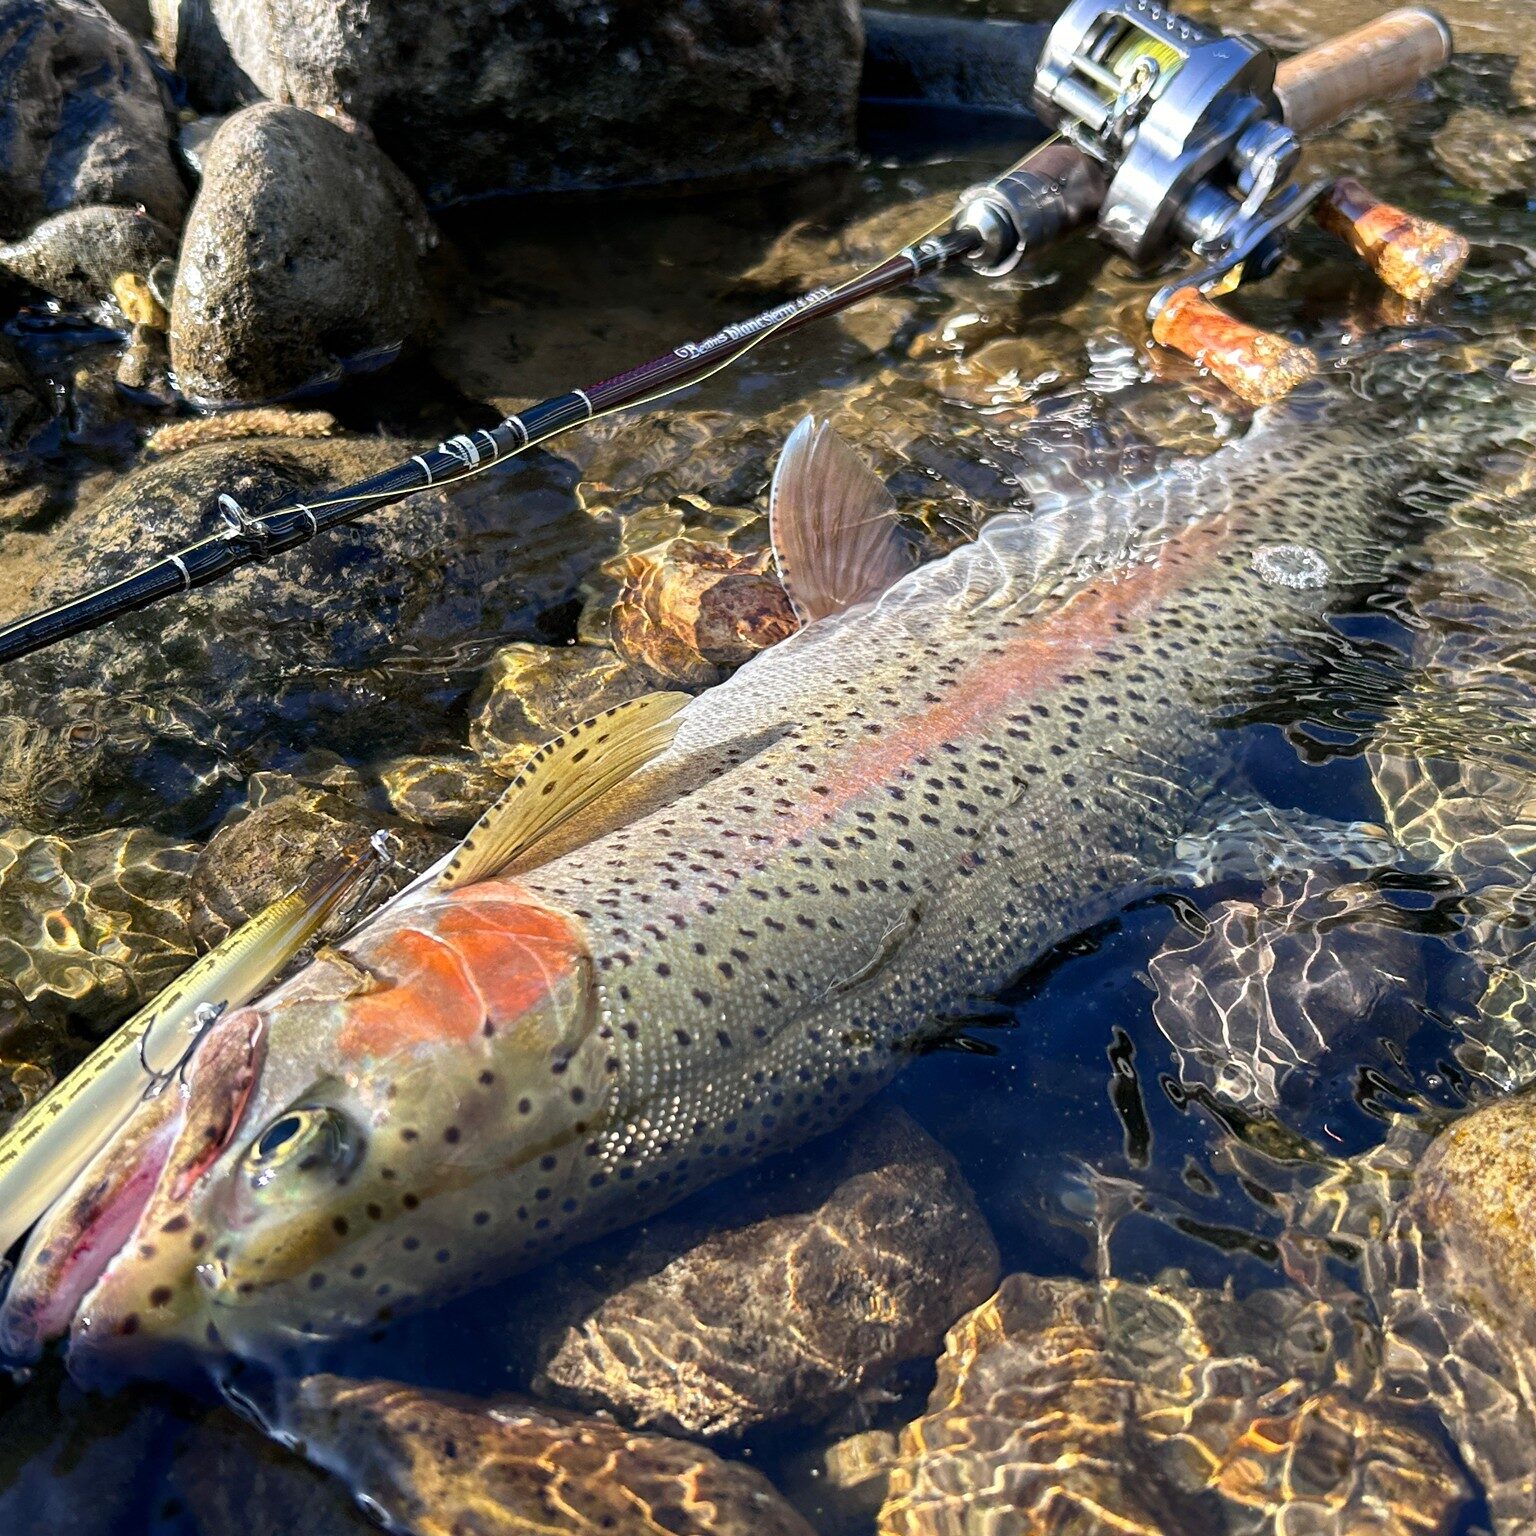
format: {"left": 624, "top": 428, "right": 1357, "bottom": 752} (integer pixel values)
{"left": 1275, "top": 7, "right": 1453, "bottom": 138}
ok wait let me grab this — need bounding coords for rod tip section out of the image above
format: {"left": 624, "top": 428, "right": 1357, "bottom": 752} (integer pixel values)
{"left": 1316, "top": 177, "right": 1469, "bottom": 302}
{"left": 1151, "top": 289, "right": 1319, "bottom": 407}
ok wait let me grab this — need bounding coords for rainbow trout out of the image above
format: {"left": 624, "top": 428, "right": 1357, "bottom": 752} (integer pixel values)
{"left": 0, "top": 361, "right": 1502, "bottom": 1382}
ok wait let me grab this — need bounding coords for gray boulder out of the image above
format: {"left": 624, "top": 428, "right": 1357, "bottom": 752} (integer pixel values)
{"left": 0, "top": 430, "right": 603, "bottom": 831}
{"left": 0, "top": 0, "right": 185, "bottom": 237}
{"left": 0, "top": 204, "right": 177, "bottom": 307}
{"left": 170, "top": 103, "right": 437, "bottom": 405}
{"left": 149, "top": 0, "right": 863, "bottom": 204}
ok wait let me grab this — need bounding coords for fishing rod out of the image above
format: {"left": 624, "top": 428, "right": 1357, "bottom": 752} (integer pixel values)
{"left": 0, "top": 3, "right": 1466, "bottom": 670}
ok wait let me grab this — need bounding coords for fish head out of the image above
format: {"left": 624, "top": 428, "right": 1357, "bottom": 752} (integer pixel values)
{"left": 22, "top": 884, "right": 605, "bottom": 1385}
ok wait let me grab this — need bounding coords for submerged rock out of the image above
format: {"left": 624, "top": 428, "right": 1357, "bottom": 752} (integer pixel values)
{"left": 149, "top": 0, "right": 862, "bottom": 206}
{"left": 115, "top": 323, "right": 175, "bottom": 403}
{"left": 275, "top": 1375, "right": 818, "bottom": 1536}
{"left": 878, "top": 1272, "right": 1465, "bottom": 1536}
{"left": 0, "top": 1367, "right": 186, "bottom": 1536}
{"left": 188, "top": 768, "right": 449, "bottom": 946}
{"left": 469, "top": 643, "right": 656, "bottom": 775}
{"left": 170, "top": 104, "right": 436, "bottom": 406}
{"left": 376, "top": 753, "right": 505, "bottom": 836}
{"left": 1149, "top": 868, "right": 1421, "bottom": 1108}
{"left": 0, "top": 0, "right": 185, "bottom": 238}
{"left": 0, "top": 205, "right": 178, "bottom": 309}
{"left": 529, "top": 1107, "right": 1000, "bottom": 1438}
{"left": 611, "top": 539, "right": 798, "bottom": 688}
{"left": 0, "top": 823, "right": 198, "bottom": 1022}
{"left": 167, "top": 1411, "right": 375, "bottom": 1536}
{"left": 1367, "top": 459, "right": 1536, "bottom": 1088}
{"left": 0, "top": 336, "right": 53, "bottom": 484}
{"left": 1432, "top": 108, "right": 1536, "bottom": 198}
{"left": 1380, "top": 1092, "right": 1536, "bottom": 1533}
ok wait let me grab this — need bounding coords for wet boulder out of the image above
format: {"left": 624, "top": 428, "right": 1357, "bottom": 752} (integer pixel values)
{"left": 878, "top": 1272, "right": 1466, "bottom": 1536}
{"left": 148, "top": 0, "right": 862, "bottom": 206}
{"left": 274, "top": 1375, "right": 818, "bottom": 1536}
{"left": 528, "top": 1108, "right": 1000, "bottom": 1438}
{"left": 468, "top": 642, "right": 656, "bottom": 776}
{"left": 0, "top": 432, "right": 599, "bottom": 831}
{"left": 170, "top": 104, "right": 437, "bottom": 406}
{"left": 0, "top": 205, "right": 178, "bottom": 310}
{"left": 188, "top": 767, "right": 450, "bottom": 946}
{"left": 611, "top": 539, "right": 798, "bottom": 688}
{"left": 0, "top": 0, "right": 185, "bottom": 238}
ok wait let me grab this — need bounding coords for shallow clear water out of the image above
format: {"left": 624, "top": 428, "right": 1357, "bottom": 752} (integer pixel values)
{"left": 2, "top": 2, "right": 1536, "bottom": 1533}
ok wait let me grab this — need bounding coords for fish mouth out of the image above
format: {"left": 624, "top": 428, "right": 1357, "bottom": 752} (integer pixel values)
{"left": 0, "top": 1006, "right": 268, "bottom": 1382}
{"left": 0, "top": 1088, "right": 183, "bottom": 1364}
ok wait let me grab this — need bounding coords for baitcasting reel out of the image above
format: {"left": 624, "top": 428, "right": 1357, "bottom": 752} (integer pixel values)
{"left": 954, "top": 1, "right": 1467, "bottom": 402}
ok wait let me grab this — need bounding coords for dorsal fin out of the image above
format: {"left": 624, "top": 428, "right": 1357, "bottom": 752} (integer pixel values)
{"left": 435, "top": 691, "right": 690, "bottom": 891}
{"left": 769, "top": 416, "right": 913, "bottom": 623}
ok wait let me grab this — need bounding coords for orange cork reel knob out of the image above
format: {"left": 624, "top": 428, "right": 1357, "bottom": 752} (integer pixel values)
{"left": 1150, "top": 289, "right": 1319, "bottom": 407}
{"left": 1316, "top": 177, "right": 1469, "bottom": 302}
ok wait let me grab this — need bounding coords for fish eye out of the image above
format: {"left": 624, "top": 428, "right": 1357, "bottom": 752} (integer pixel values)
{"left": 245, "top": 1106, "right": 359, "bottom": 1188}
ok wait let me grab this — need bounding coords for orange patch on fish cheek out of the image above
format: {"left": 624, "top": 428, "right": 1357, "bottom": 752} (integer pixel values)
{"left": 337, "top": 928, "right": 484, "bottom": 1057}
{"left": 335, "top": 899, "right": 584, "bottom": 1059}
{"left": 434, "top": 901, "right": 585, "bottom": 1025}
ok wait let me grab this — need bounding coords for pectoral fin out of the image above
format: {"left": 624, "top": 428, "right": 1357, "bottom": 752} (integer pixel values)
{"left": 1165, "top": 799, "right": 1398, "bottom": 889}
{"left": 436, "top": 692, "right": 690, "bottom": 891}
{"left": 770, "top": 416, "right": 914, "bottom": 623}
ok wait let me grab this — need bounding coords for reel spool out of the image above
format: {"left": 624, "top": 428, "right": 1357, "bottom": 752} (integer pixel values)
{"left": 955, "top": 2, "right": 1468, "bottom": 404}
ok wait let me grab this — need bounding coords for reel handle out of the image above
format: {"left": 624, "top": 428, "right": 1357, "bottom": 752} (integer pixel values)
{"left": 1151, "top": 288, "right": 1318, "bottom": 406}
{"left": 1274, "top": 7, "right": 1452, "bottom": 137}
{"left": 1314, "top": 176, "right": 1468, "bottom": 301}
